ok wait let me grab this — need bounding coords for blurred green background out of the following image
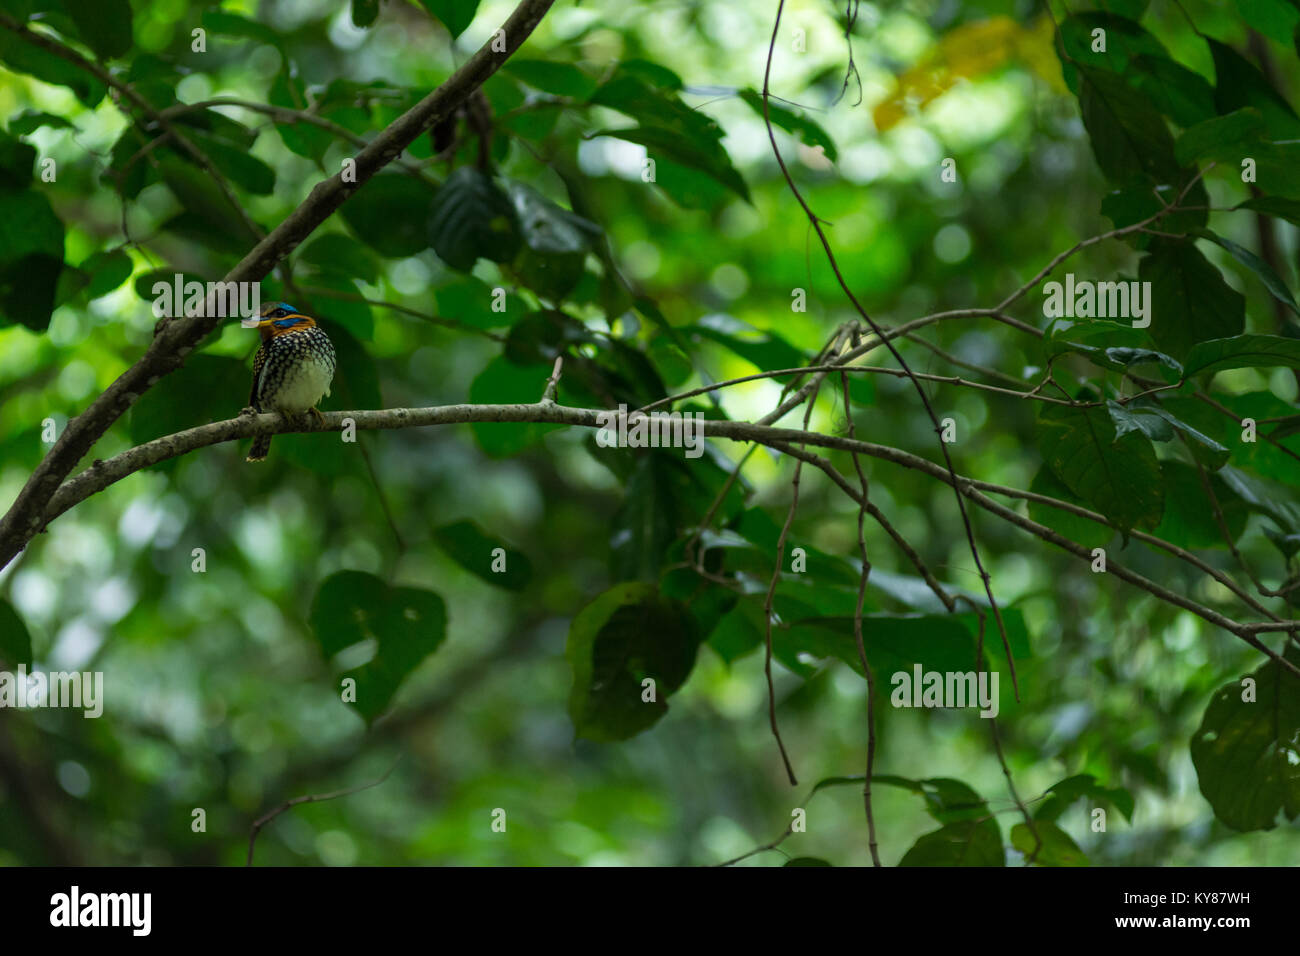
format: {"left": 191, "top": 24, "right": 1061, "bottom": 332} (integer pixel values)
{"left": 2, "top": 0, "right": 1299, "bottom": 865}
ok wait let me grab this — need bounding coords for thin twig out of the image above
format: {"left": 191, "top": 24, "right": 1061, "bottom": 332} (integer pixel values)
{"left": 247, "top": 758, "right": 401, "bottom": 866}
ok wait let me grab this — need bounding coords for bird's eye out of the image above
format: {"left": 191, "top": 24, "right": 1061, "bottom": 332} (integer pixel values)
{"left": 272, "top": 308, "right": 287, "bottom": 318}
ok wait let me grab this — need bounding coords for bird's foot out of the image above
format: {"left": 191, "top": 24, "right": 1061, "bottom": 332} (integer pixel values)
{"left": 308, "top": 407, "right": 326, "bottom": 429}
{"left": 239, "top": 405, "right": 259, "bottom": 418}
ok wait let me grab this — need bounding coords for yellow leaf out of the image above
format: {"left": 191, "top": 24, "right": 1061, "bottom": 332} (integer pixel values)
{"left": 873, "top": 16, "right": 1065, "bottom": 132}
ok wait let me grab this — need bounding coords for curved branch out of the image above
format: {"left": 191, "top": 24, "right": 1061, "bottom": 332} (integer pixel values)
{"left": 38, "top": 400, "right": 1300, "bottom": 675}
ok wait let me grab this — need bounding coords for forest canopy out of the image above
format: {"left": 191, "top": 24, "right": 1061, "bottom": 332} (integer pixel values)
{"left": 1, "top": 0, "right": 1299, "bottom": 867}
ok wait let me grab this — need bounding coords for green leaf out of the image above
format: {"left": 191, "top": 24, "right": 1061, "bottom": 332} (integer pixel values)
{"left": 611, "top": 453, "right": 680, "bottom": 582}
{"left": 1027, "top": 466, "right": 1114, "bottom": 550}
{"left": 566, "top": 582, "right": 701, "bottom": 742}
{"left": 1196, "top": 229, "right": 1300, "bottom": 317}
{"left": 1152, "top": 461, "right": 1248, "bottom": 549}
{"left": 1012, "top": 821, "right": 1089, "bottom": 866}
{"left": 309, "top": 570, "right": 448, "bottom": 724}
{"left": 900, "top": 820, "right": 1004, "bottom": 866}
{"left": 775, "top": 613, "right": 998, "bottom": 681}
{"left": 503, "top": 59, "right": 597, "bottom": 99}
{"left": 351, "top": 0, "right": 380, "bottom": 28}
{"left": 0, "top": 190, "right": 64, "bottom": 330}
{"left": 506, "top": 181, "right": 598, "bottom": 300}
{"left": 691, "top": 314, "right": 805, "bottom": 375}
{"left": 1238, "top": 195, "right": 1300, "bottom": 227}
{"left": 706, "top": 603, "right": 764, "bottom": 666}
{"left": 1134, "top": 401, "right": 1229, "bottom": 469}
{"left": 1190, "top": 646, "right": 1300, "bottom": 831}
{"left": 1139, "top": 240, "right": 1245, "bottom": 360}
{"left": 436, "top": 277, "right": 527, "bottom": 329}
{"left": 188, "top": 129, "right": 275, "bottom": 195}
{"left": 1183, "top": 333, "right": 1300, "bottom": 377}
{"left": 158, "top": 156, "right": 253, "bottom": 242}
{"left": 1075, "top": 65, "right": 1181, "bottom": 187}
{"left": 428, "top": 167, "right": 521, "bottom": 271}
{"left": 1035, "top": 402, "right": 1165, "bottom": 533}
{"left": 784, "top": 857, "right": 832, "bottom": 866}
{"left": 200, "top": 10, "right": 281, "bottom": 47}
{"left": 1209, "top": 38, "right": 1300, "bottom": 140}
{"left": 268, "top": 69, "right": 334, "bottom": 161}
{"left": 737, "top": 89, "right": 838, "bottom": 161}
{"left": 0, "top": 599, "right": 34, "bottom": 667}
{"left": 8, "top": 110, "right": 75, "bottom": 135}
{"left": 1127, "top": 54, "right": 1216, "bottom": 129}
{"left": 1107, "top": 400, "right": 1174, "bottom": 443}
{"left": 1237, "top": 0, "right": 1300, "bottom": 45}
{"left": 1174, "top": 109, "right": 1266, "bottom": 167}
{"left": 81, "top": 249, "right": 133, "bottom": 300}
{"left": 595, "top": 125, "right": 750, "bottom": 202}
{"left": 62, "top": 0, "right": 134, "bottom": 59}
{"left": 1035, "top": 773, "right": 1135, "bottom": 822}
{"left": 419, "top": 0, "right": 480, "bottom": 38}
{"left": 341, "top": 173, "right": 439, "bottom": 258}
{"left": 873, "top": 776, "right": 993, "bottom": 824}
{"left": 433, "top": 520, "right": 532, "bottom": 591}
{"left": 0, "top": 22, "right": 106, "bottom": 106}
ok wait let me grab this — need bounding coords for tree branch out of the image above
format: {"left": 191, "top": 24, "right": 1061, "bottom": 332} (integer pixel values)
{"left": 36, "top": 399, "right": 1300, "bottom": 676}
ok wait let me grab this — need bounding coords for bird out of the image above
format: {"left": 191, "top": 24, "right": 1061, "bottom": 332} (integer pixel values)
{"left": 243, "top": 301, "right": 337, "bottom": 462}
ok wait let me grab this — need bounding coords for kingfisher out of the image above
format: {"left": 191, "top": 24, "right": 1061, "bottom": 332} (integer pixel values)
{"left": 243, "top": 301, "right": 337, "bottom": 462}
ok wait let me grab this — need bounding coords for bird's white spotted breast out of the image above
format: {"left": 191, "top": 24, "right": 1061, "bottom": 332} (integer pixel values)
{"left": 260, "top": 355, "right": 334, "bottom": 413}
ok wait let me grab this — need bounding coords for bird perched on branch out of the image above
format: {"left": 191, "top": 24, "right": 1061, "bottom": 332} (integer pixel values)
{"left": 243, "top": 301, "right": 336, "bottom": 462}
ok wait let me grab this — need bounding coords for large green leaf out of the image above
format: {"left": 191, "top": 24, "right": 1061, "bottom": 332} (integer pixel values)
{"left": 0, "top": 189, "right": 63, "bottom": 330}
{"left": 1190, "top": 646, "right": 1300, "bottom": 831}
{"left": 1075, "top": 65, "right": 1181, "bottom": 187}
{"left": 309, "top": 570, "right": 448, "bottom": 724}
{"left": 1209, "top": 38, "right": 1300, "bottom": 140}
{"left": 1151, "top": 461, "right": 1247, "bottom": 549}
{"left": 428, "top": 167, "right": 521, "bottom": 271}
{"left": 0, "top": 599, "right": 33, "bottom": 667}
{"left": 1138, "top": 240, "right": 1245, "bottom": 360}
{"left": 433, "top": 520, "right": 532, "bottom": 591}
{"left": 566, "top": 582, "right": 700, "bottom": 742}
{"left": 1027, "top": 465, "right": 1114, "bottom": 550}
{"left": 1183, "top": 333, "right": 1300, "bottom": 377}
{"left": 1035, "top": 402, "right": 1164, "bottom": 532}
{"left": 1174, "top": 109, "right": 1266, "bottom": 167}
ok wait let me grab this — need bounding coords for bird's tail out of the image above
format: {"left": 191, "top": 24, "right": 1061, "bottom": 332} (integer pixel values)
{"left": 246, "top": 434, "right": 272, "bottom": 462}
